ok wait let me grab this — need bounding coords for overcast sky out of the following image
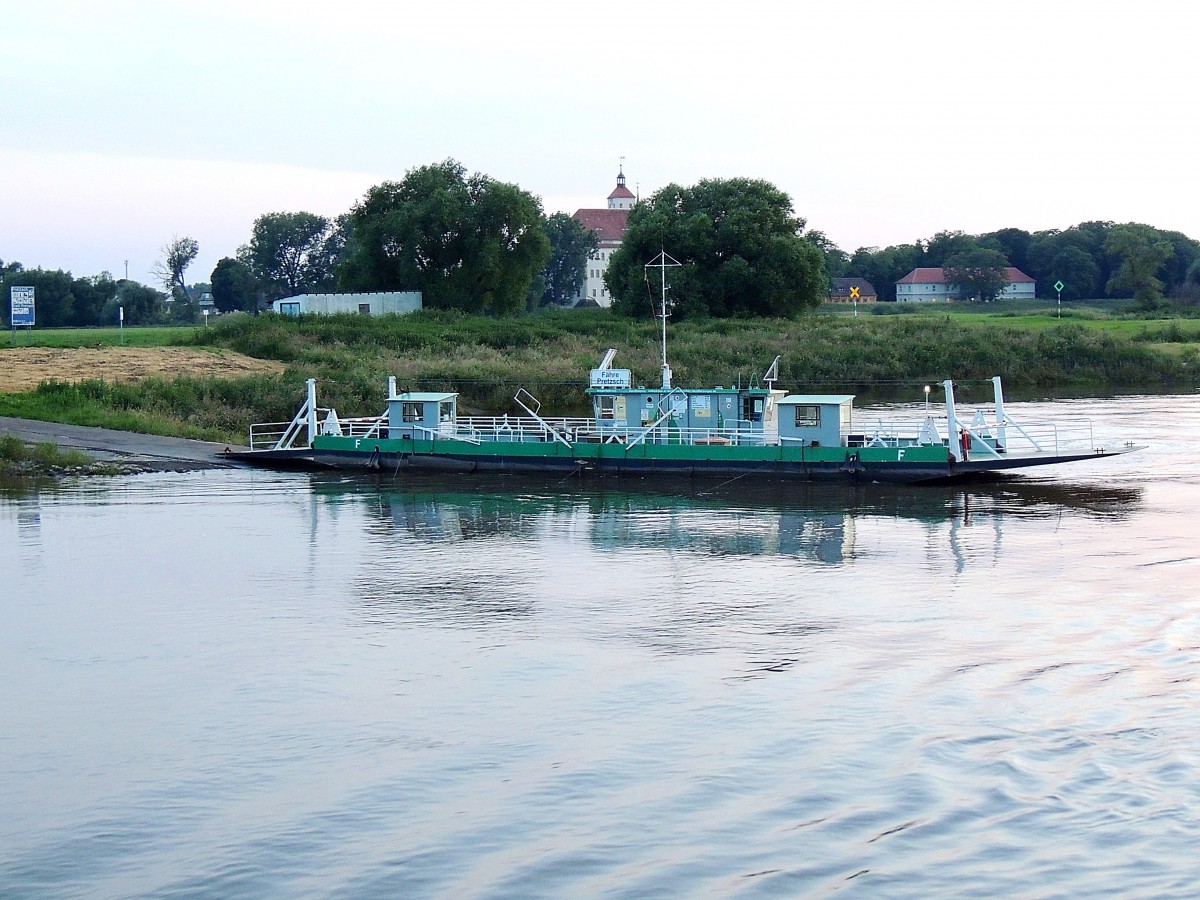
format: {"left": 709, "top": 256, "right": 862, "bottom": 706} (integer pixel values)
{"left": 2, "top": 0, "right": 1194, "bottom": 289}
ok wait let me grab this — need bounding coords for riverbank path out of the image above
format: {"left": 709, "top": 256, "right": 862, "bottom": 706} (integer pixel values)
{"left": 0, "top": 417, "right": 244, "bottom": 471}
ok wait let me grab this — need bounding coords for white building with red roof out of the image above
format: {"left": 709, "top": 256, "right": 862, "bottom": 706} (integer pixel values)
{"left": 571, "top": 168, "right": 636, "bottom": 307}
{"left": 896, "top": 266, "right": 1036, "bottom": 302}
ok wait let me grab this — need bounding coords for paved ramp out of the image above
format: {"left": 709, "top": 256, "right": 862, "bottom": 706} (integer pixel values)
{"left": 0, "top": 417, "right": 245, "bottom": 471}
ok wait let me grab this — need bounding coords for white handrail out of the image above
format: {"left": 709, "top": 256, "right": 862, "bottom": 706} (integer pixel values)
{"left": 513, "top": 389, "right": 573, "bottom": 449}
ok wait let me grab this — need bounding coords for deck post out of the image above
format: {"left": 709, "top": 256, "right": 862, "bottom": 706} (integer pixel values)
{"left": 306, "top": 378, "right": 318, "bottom": 447}
{"left": 991, "top": 376, "right": 1007, "bottom": 450}
{"left": 942, "top": 379, "right": 961, "bottom": 461}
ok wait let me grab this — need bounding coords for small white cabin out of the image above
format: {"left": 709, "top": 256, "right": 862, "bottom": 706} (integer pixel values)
{"left": 777, "top": 395, "right": 854, "bottom": 447}
{"left": 387, "top": 391, "right": 457, "bottom": 438}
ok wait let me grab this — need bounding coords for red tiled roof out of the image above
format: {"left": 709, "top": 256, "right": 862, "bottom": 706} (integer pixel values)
{"left": 896, "top": 267, "right": 947, "bottom": 284}
{"left": 572, "top": 208, "right": 629, "bottom": 244}
{"left": 607, "top": 184, "right": 636, "bottom": 200}
{"left": 897, "top": 266, "right": 1034, "bottom": 284}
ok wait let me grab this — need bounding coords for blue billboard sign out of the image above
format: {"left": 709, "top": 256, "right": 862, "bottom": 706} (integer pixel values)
{"left": 10, "top": 286, "right": 35, "bottom": 327}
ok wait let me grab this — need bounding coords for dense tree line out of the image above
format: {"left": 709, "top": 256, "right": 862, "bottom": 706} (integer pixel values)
{"left": 217, "top": 165, "right": 830, "bottom": 319}
{"left": 211, "top": 161, "right": 587, "bottom": 315}
{"left": 0, "top": 261, "right": 168, "bottom": 328}
{"left": 9, "top": 161, "right": 1200, "bottom": 328}
{"left": 836, "top": 222, "right": 1200, "bottom": 307}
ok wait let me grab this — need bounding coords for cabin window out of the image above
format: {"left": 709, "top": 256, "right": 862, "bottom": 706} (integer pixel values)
{"left": 439, "top": 401, "right": 455, "bottom": 423}
{"left": 795, "top": 405, "right": 821, "bottom": 428}
{"left": 402, "top": 402, "right": 423, "bottom": 422}
{"left": 597, "top": 395, "right": 616, "bottom": 420}
{"left": 742, "top": 397, "right": 764, "bottom": 422}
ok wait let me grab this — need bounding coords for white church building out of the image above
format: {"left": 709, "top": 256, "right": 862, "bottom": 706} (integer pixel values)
{"left": 571, "top": 169, "right": 636, "bottom": 307}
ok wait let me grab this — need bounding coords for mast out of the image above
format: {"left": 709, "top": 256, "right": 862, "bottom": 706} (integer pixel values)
{"left": 645, "top": 250, "right": 681, "bottom": 389}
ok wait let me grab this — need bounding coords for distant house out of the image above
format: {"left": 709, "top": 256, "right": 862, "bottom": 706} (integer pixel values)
{"left": 571, "top": 168, "right": 636, "bottom": 307}
{"left": 272, "top": 291, "right": 423, "bottom": 316}
{"left": 826, "top": 277, "right": 878, "bottom": 304}
{"left": 895, "top": 267, "right": 1036, "bottom": 302}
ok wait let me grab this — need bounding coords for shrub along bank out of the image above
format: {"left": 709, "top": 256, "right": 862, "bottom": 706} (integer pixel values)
{"left": 0, "top": 308, "right": 1196, "bottom": 443}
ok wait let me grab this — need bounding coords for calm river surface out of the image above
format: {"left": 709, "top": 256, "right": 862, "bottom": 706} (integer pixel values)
{"left": 4, "top": 394, "right": 1200, "bottom": 897}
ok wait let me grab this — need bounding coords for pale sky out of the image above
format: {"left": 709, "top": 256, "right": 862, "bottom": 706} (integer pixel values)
{"left": 2, "top": 0, "right": 1195, "bottom": 288}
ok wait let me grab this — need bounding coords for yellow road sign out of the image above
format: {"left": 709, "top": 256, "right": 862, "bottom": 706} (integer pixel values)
{"left": 849, "top": 286, "right": 860, "bottom": 298}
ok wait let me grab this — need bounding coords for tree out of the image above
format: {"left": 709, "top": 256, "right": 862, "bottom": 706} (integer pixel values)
{"left": 922, "top": 230, "right": 982, "bottom": 267}
{"left": 337, "top": 159, "right": 550, "bottom": 315}
{"left": 980, "top": 228, "right": 1032, "bottom": 275}
{"left": 1153, "top": 228, "right": 1200, "bottom": 296}
{"left": 805, "top": 230, "right": 850, "bottom": 279}
{"left": 848, "top": 243, "right": 926, "bottom": 301}
{"left": 605, "top": 177, "right": 826, "bottom": 319}
{"left": 529, "top": 212, "right": 598, "bottom": 308}
{"left": 70, "top": 274, "right": 119, "bottom": 326}
{"left": 1105, "top": 224, "right": 1173, "bottom": 305}
{"left": 1026, "top": 223, "right": 1113, "bottom": 298}
{"left": 0, "top": 267, "right": 75, "bottom": 327}
{"left": 210, "top": 257, "right": 258, "bottom": 312}
{"left": 154, "top": 235, "right": 199, "bottom": 300}
{"left": 1047, "top": 246, "right": 1100, "bottom": 301}
{"left": 113, "top": 281, "right": 166, "bottom": 325}
{"left": 243, "top": 211, "right": 334, "bottom": 299}
{"left": 943, "top": 247, "right": 1011, "bottom": 302}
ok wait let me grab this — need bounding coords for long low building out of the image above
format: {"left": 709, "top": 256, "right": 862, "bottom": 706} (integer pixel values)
{"left": 896, "top": 267, "right": 1035, "bottom": 302}
{"left": 273, "top": 291, "right": 423, "bottom": 316}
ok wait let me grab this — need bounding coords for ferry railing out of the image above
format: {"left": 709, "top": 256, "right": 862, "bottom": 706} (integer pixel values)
{"left": 513, "top": 389, "right": 573, "bottom": 449}
{"left": 410, "top": 424, "right": 481, "bottom": 445}
{"left": 249, "top": 421, "right": 296, "bottom": 451}
{"left": 456, "top": 415, "right": 594, "bottom": 443}
{"left": 336, "top": 416, "right": 388, "bottom": 439}
{"left": 847, "top": 415, "right": 1098, "bottom": 458}
{"left": 453, "top": 416, "right": 774, "bottom": 448}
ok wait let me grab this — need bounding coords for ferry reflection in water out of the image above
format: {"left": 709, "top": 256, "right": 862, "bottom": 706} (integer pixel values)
{"left": 316, "top": 473, "right": 1142, "bottom": 571}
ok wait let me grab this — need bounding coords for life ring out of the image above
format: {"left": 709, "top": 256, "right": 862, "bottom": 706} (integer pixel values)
{"left": 959, "top": 428, "right": 971, "bottom": 460}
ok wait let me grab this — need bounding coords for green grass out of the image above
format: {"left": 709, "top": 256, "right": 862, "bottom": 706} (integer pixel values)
{"left": 0, "top": 431, "right": 99, "bottom": 476}
{"left": 3, "top": 307, "right": 1199, "bottom": 443}
{"left": 5, "top": 325, "right": 202, "bottom": 348}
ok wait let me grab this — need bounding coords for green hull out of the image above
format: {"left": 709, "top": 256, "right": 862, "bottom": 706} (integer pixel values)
{"left": 239, "top": 434, "right": 1110, "bottom": 484}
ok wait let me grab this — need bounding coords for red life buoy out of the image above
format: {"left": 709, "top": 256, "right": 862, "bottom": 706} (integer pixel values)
{"left": 960, "top": 428, "right": 971, "bottom": 460}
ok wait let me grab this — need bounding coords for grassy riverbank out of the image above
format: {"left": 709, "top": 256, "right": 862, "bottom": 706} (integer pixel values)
{"left": 1, "top": 307, "right": 1197, "bottom": 444}
{"left": 5, "top": 325, "right": 200, "bottom": 348}
{"left": 0, "top": 432, "right": 116, "bottom": 477}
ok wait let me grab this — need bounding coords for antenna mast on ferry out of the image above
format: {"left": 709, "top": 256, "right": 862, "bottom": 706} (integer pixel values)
{"left": 645, "top": 249, "right": 682, "bottom": 389}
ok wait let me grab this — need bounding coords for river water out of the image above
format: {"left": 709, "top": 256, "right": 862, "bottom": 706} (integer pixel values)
{"left": 3, "top": 394, "right": 1200, "bottom": 897}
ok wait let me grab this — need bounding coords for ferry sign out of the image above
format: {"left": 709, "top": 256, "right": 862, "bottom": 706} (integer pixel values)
{"left": 590, "top": 367, "right": 632, "bottom": 388}
{"left": 10, "top": 286, "right": 35, "bottom": 326}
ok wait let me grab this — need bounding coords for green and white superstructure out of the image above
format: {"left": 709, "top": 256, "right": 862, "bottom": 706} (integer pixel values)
{"left": 230, "top": 357, "right": 1141, "bottom": 484}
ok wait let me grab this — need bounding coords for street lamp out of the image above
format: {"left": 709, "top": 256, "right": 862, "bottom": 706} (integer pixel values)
{"left": 924, "top": 384, "right": 931, "bottom": 415}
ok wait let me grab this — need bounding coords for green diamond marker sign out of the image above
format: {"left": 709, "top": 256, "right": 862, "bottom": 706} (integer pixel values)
{"left": 1054, "top": 280, "right": 1065, "bottom": 292}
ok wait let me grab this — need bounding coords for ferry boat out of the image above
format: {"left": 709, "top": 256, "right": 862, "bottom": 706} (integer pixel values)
{"left": 226, "top": 355, "right": 1141, "bottom": 484}
{"left": 228, "top": 253, "right": 1141, "bottom": 484}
